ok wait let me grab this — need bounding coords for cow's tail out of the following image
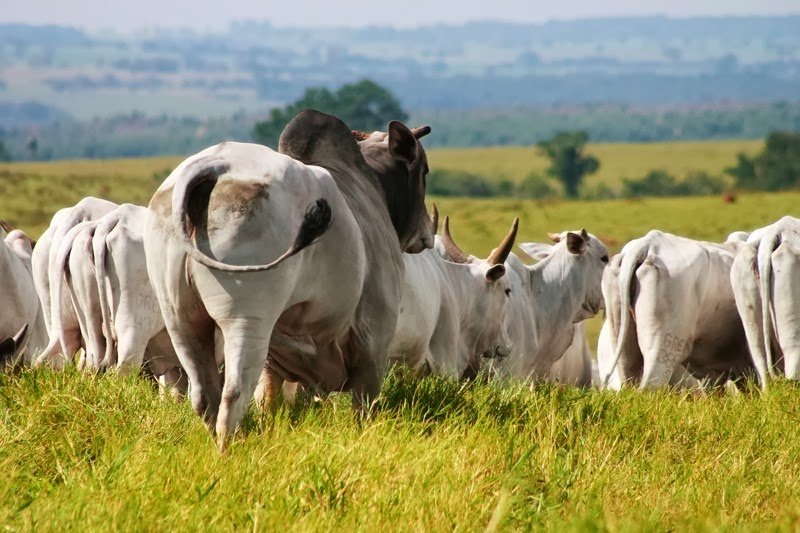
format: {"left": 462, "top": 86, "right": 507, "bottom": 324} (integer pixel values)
{"left": 603, "top": 240, "right": 649, "bottom": 388}
{"left": 170, "top": 157, "right": 333, "bottom": 273}
{"left": 51, "top": 223, "right": 92, "bottom": 360}
{"left": 758, "top": 231, "right": 780, "bottom": 378}
{"left": 92, "top": 216, "right": 121, "bottom": 366}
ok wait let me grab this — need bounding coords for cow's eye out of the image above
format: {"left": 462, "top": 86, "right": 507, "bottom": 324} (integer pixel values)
{"left": 504, "top": 288, "right": 512, "bottom": 297}
{"left": 601, "top": 255, "right": 609, "bottom": 263}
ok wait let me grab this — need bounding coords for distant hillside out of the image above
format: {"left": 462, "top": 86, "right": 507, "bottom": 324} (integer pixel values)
{"left": 0, "top": 101, "right": 74, "bottom": 128}
{"left": 0, "top": 16, "right": 799, "bottom": 120}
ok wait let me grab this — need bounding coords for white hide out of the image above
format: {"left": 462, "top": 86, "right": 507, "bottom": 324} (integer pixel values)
{"left": 731, "top": 216, "right": 800, "bottom": 388}
{"left": 32, "top": 197, "right": 117, "bottom": 368}
{"left": 598, "top": 230, "right": 752, "bottom": 389}
{"left": 91, "top": 204, "right": 186, "bottom": 392}
{"left": 487, "top": 230, "right": 608, "bottom": 381}
{"left": 389, "top": 229, "right": 513, "bottom": 379}
{"left": 0, "top": 229, "right": 47, "bottom": 365}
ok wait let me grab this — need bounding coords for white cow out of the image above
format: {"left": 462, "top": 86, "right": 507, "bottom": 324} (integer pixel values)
{"left": 596, "top": 317, "right": 704, "bottom": 390}
{"left": 598, "top": 230, "right": 753, "bottom": 389}
{"left": 91, "top": 204, "right": 185, "bottom": 392}
{"left": 389, "top": 214, "right": 515, "bottom": 379}
{"left": 0, "top": 226, "right": 47, "bottom": 365}
{"left": 32, "top": 197, "right": 117, "bottom": 368}
{"left": 731, "top": 216, "right": 800, "bottom": 387}
{"left": 481, "top": 229, "right": 608, "bottom": 381}
{"left": 34, "top": 220, "right": 106, "bottom": 370}
{"left": 144, "top": 110, "right": 433, "bottom": 447}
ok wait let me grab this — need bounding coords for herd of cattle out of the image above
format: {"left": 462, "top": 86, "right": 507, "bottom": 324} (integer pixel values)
{"left": 1, "top": 110, "right": 797, "bottom": 448}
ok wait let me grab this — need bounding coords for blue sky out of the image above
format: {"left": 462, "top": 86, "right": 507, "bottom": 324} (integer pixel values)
{"left": 3, "top": 0, "right": 799, "bottom": 31}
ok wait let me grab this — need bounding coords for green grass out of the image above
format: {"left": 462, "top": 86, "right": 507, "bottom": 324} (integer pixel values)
{"left": 3, "top": 368, "right": 800, "bottom": 530}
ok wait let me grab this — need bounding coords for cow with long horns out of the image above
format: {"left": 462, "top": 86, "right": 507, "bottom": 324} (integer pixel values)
{"left": 388, "top": 210, "right": 516, "bottom": 378}
{"left": 460, "top": 229, "right": 608, "bottom": 381}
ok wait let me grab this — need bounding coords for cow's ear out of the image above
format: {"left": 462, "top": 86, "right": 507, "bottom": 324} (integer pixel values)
{"left": 566, "top": 232, "right": 587, "bottom": 255}
{"left": 388, "top": 121, "right": 418, "bottom": 164}
{"left": 485, "top": 264, "right": 506, "bottom": 282}
{"left": 518, "top": 242, "right": 552, "bottom": 262}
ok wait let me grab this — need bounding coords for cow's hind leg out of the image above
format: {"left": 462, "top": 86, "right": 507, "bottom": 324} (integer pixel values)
{"left": 771, "top": 243, "right": 800, "bottom": 381}
{"left": 732, "top": 246, "right": 770, "bottom": 388}
{"left": 216, "top": 316, "right": 272, "bottom": 452}
{"left": 165, "top": 320, "right": 220, "bottom": 432}
{"left": 635, "top": 260, "right": 691, "bottom": 389}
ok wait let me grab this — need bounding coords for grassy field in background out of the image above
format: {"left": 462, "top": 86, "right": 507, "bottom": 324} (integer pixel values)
{"left": 3, "top": 145, "right": 800, "bottom": 529}
{"left": 427, "top": 139, "right": 763, "bottom": 189}
{"left": 0, "top": 139, "right": 763, "bottom": 233}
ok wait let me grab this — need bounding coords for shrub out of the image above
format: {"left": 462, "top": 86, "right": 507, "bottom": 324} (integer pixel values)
{"left": 517, "top": 172, "right": 559, "bottom": 199}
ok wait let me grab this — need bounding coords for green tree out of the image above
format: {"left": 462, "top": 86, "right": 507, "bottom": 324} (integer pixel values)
{"left": 725, "top": 131, "right": 800, "bottom": 191}
{"left": 536, "top": 131, "right": 599, "bottom": 199}
{"left": 253, "top": 79, "right": 408, "bottom": 148}
{"left": 0, "top": 140, "right": 11, "bottom": 162}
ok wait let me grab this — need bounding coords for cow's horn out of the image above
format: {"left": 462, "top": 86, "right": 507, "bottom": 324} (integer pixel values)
{"left": 431, "top": 203, "right": 439, "bottom": 235}
{"left": 0, "top": 220, "right": 14, "bottom": 234}
{"left": 580, "top": 228, "right": 589, "bottom": 240}
{"left": 442, "top": 216, "right": 469, "bottom": 264}
{"left": 488, "top": 218, "right": 519, "bottom": 265}
{"left": 412, "top": 125, "right": 431, "bottom": 139}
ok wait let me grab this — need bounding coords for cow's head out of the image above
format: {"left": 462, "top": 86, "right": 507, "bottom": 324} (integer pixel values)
{"left": 0, "top": 324, "right": 29, "bottom": 369}
{"left": 355, "top": 122, "right": 433, "bottom": 254}
{"left": 519, "top": 228, "right": 609, "bottom": 322}
{"left": 439, "top": 216, "right": 518, "bottom": 364}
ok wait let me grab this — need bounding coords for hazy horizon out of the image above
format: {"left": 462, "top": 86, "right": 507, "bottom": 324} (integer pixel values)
{"left": 3, "top": 0, "right": 800, "bottom": 33}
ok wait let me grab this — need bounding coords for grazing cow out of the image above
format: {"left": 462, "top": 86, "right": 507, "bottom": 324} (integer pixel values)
{"left": 389, "top": 214, "right": 516, "bottom": 378}
{"left": 91, "top": 204, "right": 185, "bottom": 392}
{"left": 731, "top": 216, "right": 800, "bottom": 387}
{"left": 1, "top": 227, "right": 47, "bottom": 365}
{"left": 32, "top": 197, "right": 117, "bottom": 368}
{"left": 35, "top": 220, "right": 106, "bottom": 370}
{"left": 144, "top": 110, "right": 432, "bottom": 447}
{"left": 481, "top": 229, "right": 608, "bottom": 381}
{"left": 598, "top": 230, "right": 752, "bottom": 389}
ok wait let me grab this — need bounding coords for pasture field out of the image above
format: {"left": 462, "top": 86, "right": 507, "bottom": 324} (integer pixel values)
{"left": 4, "top": 368, "right": 800, "bottom": 530}
{"left": 0, "top": 138, "right": 762, "bottom": 233}
{"left": 427, "top": 139, "right": 763, "bottom": 188}
{"left": 3, "top": 149, "right": 800, "bottom": 529}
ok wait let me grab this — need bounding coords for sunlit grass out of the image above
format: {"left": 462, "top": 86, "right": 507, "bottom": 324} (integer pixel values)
{"left": 3, "top": 368, "right": 800, "bottom": 529}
